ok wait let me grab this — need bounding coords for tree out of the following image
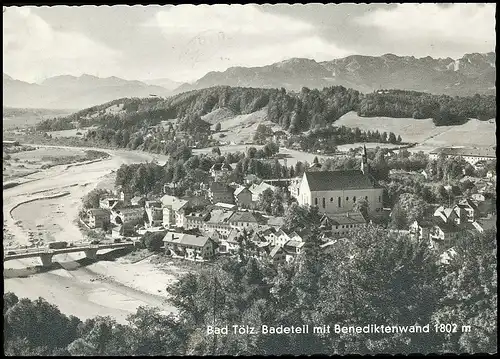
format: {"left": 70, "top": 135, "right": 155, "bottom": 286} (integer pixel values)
{"left": 257, "top": 188, "right": 274, "bottom": 214}
{"left": 212, "top": 147, "right": 221, "bottom": 156}
{"left": 82, "top": 189, "right": 112, "bottom": 210}
{"left": 143, "top": 231, "right": 165, "bottom": 252}
{"left": 127, "top": 307, "right": 188, "bottom": 355}
{"left": 214, "top": 123, "right": 222, "bottom": 132}
{"left": 247, "top": 147, "right": 257, "bottom": 159}
{"left": 353, "top": 198, "right": 369, "bottom": 219}
{"left": 431, "top": 229, "right": 497, "bottom": 353}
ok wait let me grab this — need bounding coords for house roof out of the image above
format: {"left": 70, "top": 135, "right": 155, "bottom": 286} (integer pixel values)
{"left": 229, "top": 211, "right": 266, "bottom": 224}
{"left": 476, "top": 215, "right": 497, "bottom": 232}
{"left": 206, "top": 209, "right": 234, "bottom": 224}
{"left": 284, "top": 240, "right": 304, "bottom": 248}
{"left": 325, "top": 211, "right": 367, "bottom": 226}
{"left": 430, "top": 147, "right": 496, "bottom": 158}
{"left": 269, "top": 245, "right": 284, "bottom": 257}
{"left": 249, "top": 182, "right": 277, "bottom": 196}
{"left": 458, "top": 198, "right": 479, "bottom": 210}
{"left": 211, "top": 163, "right": 233, "bottom": 171}
{"left": 234, "top": 186, "right": 250, "bottom": 197}
{"left": 88, "top": 208, "right": 110, "bottom": 217}
{"left": 266, "top": 216, "right": 284, "bottom": 227}
{"left": 226, "top": 229, "right": 241, "bottom": 243}
{"left": 117, "top": 206, "right": 144, "bottom": 215}
{"left": 161, "top": 195, "right": 189, "bottom": 211}
{"left": 210, "top": 182, "right": 234, "bottom": 193}
{"left": 213, "top": 203, "right": 237, "bottom": 210}
{"left": 434, "top": 222, "right": 460, "bottom": 233}
{"left": 131, "top": 196, "right": 144, "bottom": 202}
{"left": 163, "top": 232, "right": 212, "bottom": 247}
{"left": 303, "top": 170, "right": 376, "bottom": 191}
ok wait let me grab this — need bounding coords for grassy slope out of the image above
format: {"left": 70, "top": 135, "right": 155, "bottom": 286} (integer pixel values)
{"left": 336, "top": 111, "right": 496, "bottom": 148}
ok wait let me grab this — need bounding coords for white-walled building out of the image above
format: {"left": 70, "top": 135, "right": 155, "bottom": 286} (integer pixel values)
{"left": 429, "top": 147, "right": 496, "bottom": 165}
{"left": 297, "top": 170, "right": 383, "bottom": 215}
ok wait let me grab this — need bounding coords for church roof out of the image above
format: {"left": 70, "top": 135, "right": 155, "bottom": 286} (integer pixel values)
{"left": 304, "top": 170, "right": 376, "bottom": 191}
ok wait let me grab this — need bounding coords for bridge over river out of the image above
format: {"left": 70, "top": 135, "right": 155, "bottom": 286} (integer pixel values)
{"left": 4, "top": 242, "right": 136, "bottom": 267}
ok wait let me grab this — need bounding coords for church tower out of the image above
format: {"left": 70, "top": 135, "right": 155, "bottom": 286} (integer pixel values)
{"left": 360, "top": 144, "right": 369, "bottom": 175}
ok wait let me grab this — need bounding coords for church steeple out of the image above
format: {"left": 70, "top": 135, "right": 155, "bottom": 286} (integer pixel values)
{"left": 361, "top": 144, "right": 368, "bottom": 175}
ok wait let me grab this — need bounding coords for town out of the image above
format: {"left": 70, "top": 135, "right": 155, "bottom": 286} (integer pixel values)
{"left": 77, "top": 143, "right": 496, "bottom": 266}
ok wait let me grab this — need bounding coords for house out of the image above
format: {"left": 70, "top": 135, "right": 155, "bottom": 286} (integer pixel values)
{"left": 161, "top": 195, "right": 189, "bottom": 228}
{"left": 429, "top": 147, "right": 496, "bottom": 165}
{"left": 268, "top": 245, "right": 287, "bottom": 265}
{"left": 210, "top": 163, "right": 233, "bottom": 180}
{"left": 227, "top": 211, "right": 267, "bottom": 231}
{"left": 145, "top": 201, "right": 163, "bottom": 228}
{"left": 87, "top": 208, "right": 110, "bottom": 229}
{"left": 408, "top": 220, "right": 433, "bottom": 241}
{"left": 208, "top": 182, "right": 235, "bottom": 204}
{"left": 429, "top": 223, "right": 461, "bottom": 250}
{"left": 471, "top": 214, "right": 497, "bottom": 234}
{"left": 212, "top": 202, "right": 237, "bottom": 210}
{"left": 116, "top": 188, "right": 132, "bottom": 206}
{"left": 433, "top": 206, "right": 459, "bottom": 224}
{"left": 454, "top": 199, "right": 478, "bottom": 223}
{"left": 131, "top": 196, "right": 145, "bottom": 207}
{"left": 320, "top": 211, "right": 367, "bottom": 236}
{"left": 204, "top": 209, "right": 235, "bottom": 236}
{"left": 218, "top": 228, "right": 241, "bottom": 254}
{"left": 288, "top": 177, "right": 302, "bottom": 199}
{"left": 111, "top": 206, "right": 145, "bottom": 228}
{"left": 471, "top": 193, "right": 486, "bottom": 202}
{"left": 99, "top": 197, "right": 121, "bottom": 210}
{"left": 244, "top": 174, "right": 260, "bottom": 185}
{"left": 266, "top": 216, "right": 285, "bottom": 229}
{"left": 249, "top": 182, "right": 277, "bottom": 202}
{"left": 234, "top": 186, "right": 253, "bottom": 207}
{"left": 308, "top": 162, "right": 323, "bottom": 171}
{"left": 184, "top": 211, "right": 210, "bottom": 231}
{"left": 283, "top": 240, "right": 305, "bottom": 262}
{"left": 163, "top": 232, "right": 217, "bottom": 260}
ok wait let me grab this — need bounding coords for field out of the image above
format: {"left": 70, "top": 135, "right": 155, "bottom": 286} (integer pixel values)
{"left": 2, "top": 107, "right": 73, "bottom": 130}
{"left": 336, "top": 111, "right": 496, "bottom": 147}
{"left": 47, "top": 126, "right": 97, "bottom": 138}
{"left": 203, "top": 107, "right": 281, "bottom": 145}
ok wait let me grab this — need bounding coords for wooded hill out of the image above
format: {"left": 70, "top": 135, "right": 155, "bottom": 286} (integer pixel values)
{"left": 35, "top": 86, "right": 496, "bottom": 136}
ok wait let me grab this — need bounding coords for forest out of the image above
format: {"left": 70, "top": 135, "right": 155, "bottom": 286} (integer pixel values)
{"left": 4, "top": 222, "right": 497, "bottom": 355}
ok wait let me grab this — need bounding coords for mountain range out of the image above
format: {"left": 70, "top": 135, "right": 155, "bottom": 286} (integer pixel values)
{"left": 3, "top": 52, "right": 495, "bottom": 110}
{"left": 174, "top": 52, "right": 496, "bottom": 97}
{"left": 2, "top": 74, "right": 173, "bottom": 110}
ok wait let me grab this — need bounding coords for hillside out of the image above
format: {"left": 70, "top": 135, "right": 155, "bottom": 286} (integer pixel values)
{"left": 3, "top": 107, "right": 73, "bottom": 130}
{"left": 336, "top": 111, "right": 496, "bottom": 148}
{"left": 2, "top": 74, "right": 174, "bottom": 110}
{"left": 31, "top": 85, "right": 496, "bottom": 154}
{"left": 175, "top": 52, "right": 495, "bottom": 97}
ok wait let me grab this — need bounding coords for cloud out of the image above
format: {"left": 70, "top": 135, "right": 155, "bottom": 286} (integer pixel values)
{"left": 357, "top": 4, "right": 495, "bottom": 47}
{"left": 149, "top": 4, "right": 314, "bottom": 35}
{"left": 3, "top": 7, "right": 121, "bottom": 82}
{"left": 145, "top": 4, "right": 352, "bottom": 81}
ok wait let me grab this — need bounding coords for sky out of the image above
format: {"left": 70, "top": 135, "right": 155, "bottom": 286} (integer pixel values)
{"left": 3, "top": 3, "right": 496, "bottom": 84}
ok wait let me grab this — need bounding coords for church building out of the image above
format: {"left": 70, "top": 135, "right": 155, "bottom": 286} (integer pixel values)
{"left": 296, "top": 146, "right": 384, "bottom": 215}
